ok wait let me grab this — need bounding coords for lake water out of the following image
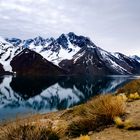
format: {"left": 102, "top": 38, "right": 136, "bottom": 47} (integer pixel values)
{"left": 0, "top": 75, "right": 139, "bottom": 121}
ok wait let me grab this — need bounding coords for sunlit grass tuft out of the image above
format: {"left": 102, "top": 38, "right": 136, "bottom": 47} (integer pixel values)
{"left": 0, "top": 122, "right": 59, "bottom": 140}
{"left": 67, "top": 95, "right": 126, "bottom": 137}
{"left": 129, "top": 92, "right": 140, "bottom": 100}
{"left": 114, "top": 116, "right": 133, "bottom": 130}
{"left": 87, "top": 95, "right": 125, "bottom": 120}
{"left": 79, "top": 135, "right": 90, "bottom": 140}
{"left": 114, "top": 116, "right": 124, "bottom": 128}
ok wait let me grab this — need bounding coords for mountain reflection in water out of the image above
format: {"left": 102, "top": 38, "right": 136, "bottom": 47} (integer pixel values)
{"left": 0, "top": 75, "right": 137, "bottom": 121}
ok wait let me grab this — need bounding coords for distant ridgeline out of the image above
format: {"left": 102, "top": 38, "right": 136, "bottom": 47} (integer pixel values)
{"left": 0, "top": 33, "right": 140, "bottom": 76}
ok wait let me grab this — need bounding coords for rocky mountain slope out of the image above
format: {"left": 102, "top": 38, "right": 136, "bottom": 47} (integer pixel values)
{"left": 10, "top": 48, "right": 65, "bottom": 76}
{"left": 131, "top": 55, "right": 140, "bottom": 63}
{"left": 0, "top": 32, "right": 140, "bottom": 75}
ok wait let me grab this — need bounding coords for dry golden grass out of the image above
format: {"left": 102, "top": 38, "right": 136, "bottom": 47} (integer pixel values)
{"left": 87, "top": 95, "right": 125, "bottom": 120}
{"left": 114, "top": 116, "right": 124, "bottom": 128}
{"left": 0, "top": 119, "right": 59, "bottom": 140}
{"left": 67, "top": 117, "right": 96, "bottom": 136}
{"left": 117, "top": 79, "right": 140, "bottom": 95}
{"left": 129, "top": 92, "right": 140, "bottom": 100}
{"left": 114, "top": 116, "right": 133, "bottom": 130}
{"left": 52, "top": 120, "right": 69, "bottom": 138}
{"left": 117, "top": 94, "right": 128, "bottom": 102}
{"left": 124, "top": 119, "right": 132, "bottom": 129}
{"left": 1, "top": 125, "right": 58, "bottom": 140}
{"left": 79, "top": 135, "right": 90, "bottom": 140}
{"left": 67, "top": 94, "right": 126, "bottom": 137}
{"left": 1, "top": 126, "right": 59, "bottom": 140}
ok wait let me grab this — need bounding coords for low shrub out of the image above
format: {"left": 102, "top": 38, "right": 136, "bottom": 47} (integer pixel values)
{"left": 0, "top": 123, "right": 59, "bottom": 140}
{"left": 114, "top": 116, "right": 124, "bottom": 128}
{"left": 117, "top": 79, "right": 140, "bottom": 95}
{"left": 67, "top": 95, "right": 125, "bottom": 137}
{"left": 129, "top": 92, "right": 140, "bottom": 100}
{"left": 79, "top": 135, "right": 90, "bottom": 140}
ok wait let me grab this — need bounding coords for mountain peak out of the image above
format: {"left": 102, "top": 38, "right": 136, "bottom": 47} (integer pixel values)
{"left": 4, "top": 32, "right": 96, "bottom": 49}
{"left": 57, "top": 33, "right": 68, "bottom": 48}
{"left": 5, "top": 38, "right": 22, "bottom": 47}
{"left": 33, "top": 36, "right": 46, "bottom": 46}
{"left": 131, "top": 55, "right": 140, "bottom": 62}
{"left": 67, "top": 32, "right": 96, "bottom": 48}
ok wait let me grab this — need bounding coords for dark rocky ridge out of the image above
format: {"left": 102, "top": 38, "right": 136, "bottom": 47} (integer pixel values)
{"left": 59, "top": 47, "right": 140, "bottom": 75}
{"left": 10, "top": 48, "right": 66, "bottom": 76}
{"left": 0, "top": 63, "right": 5, "bottom": 74}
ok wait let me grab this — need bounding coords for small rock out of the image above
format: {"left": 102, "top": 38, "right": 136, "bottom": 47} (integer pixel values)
{"left": 126, "top": 111, "right": 131, "bottom": 114}
{"left": 88, "top": 131, "right": 93, "bottom": 135}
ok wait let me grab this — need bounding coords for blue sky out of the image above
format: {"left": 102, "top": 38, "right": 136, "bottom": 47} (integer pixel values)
{"left": 0, "top": 0, "right": 140, "bottom": 55}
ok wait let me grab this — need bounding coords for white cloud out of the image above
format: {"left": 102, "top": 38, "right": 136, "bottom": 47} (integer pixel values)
{"left": 0, "top": 0, "right": 140, "bottom": 55}
{"left": 0, "top": 1, "right": 32, "bottom": 13}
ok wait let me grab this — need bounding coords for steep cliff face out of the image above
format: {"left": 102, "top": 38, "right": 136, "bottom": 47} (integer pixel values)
{"left": 0, "top": 63, "right": 5, "bottom": 74}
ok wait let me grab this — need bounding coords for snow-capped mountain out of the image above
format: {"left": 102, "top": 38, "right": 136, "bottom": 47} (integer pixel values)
{"left": 131, "top": 55, "right": 140, "bottom": 63}
{"left": 0, "top": 37, "right": 23, "bottom": 72}
{"left": 5, "top": 32, "right": 96, "bottom": 66}
{"left": 0, "top": 32, "right": 140, "bottom": 75}
{"left": 59, "top": 47, "right": 140, "bottom": 75}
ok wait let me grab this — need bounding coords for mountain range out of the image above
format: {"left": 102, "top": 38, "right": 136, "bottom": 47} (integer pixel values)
{"left": 0, "top": 32, "right": 140, "bottom": 76}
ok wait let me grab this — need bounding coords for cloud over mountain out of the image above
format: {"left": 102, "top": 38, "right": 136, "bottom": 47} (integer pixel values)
{"left": 0, "top": 0, "right": 140, "bottom": 55}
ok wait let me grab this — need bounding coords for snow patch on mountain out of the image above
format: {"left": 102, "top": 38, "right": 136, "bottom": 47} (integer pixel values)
{"left": 131, "top": 55, "right": 140, "bottom": 63}
{"left": 40, "top": 45, "right": 80, "bottom": 66}
{"left": 5, "top": 33, "right": 94, "bottom": 66}
{"left": 27, "top": 35, "right": 81, "bottom": 66}
{"left": 98, "top": 49, "right": 129, "bottom": 74}
{"left": 73, "top": 50, "right": 86, "bottom": 63}
{"left": 0, "top": 37, "right": 22, "bottom": 72}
